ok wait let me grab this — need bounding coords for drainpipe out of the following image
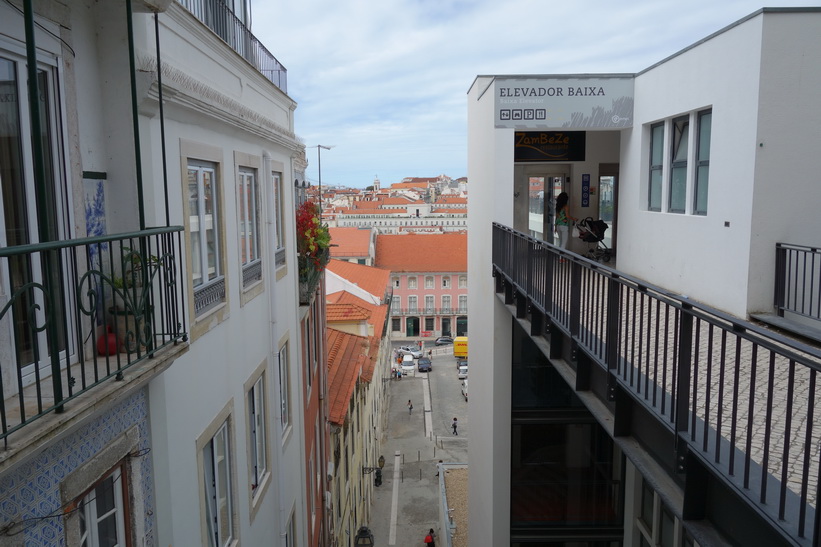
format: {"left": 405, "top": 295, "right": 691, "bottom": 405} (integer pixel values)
{"left": 154, "top": 11, "right": 170, "bottom": 226}
{"left": 125, "top": 0, "right": 146, "bottom": 230}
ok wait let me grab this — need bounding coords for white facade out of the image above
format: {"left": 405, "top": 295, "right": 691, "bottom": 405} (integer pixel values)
{"left": 467, "top": 8, "right": 821, "bottom": 545}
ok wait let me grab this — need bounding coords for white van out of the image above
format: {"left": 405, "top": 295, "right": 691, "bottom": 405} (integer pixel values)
{"left": 461, "top": 379, "right": 468, "bottom": 401}
{"left": 401, "top": 353, "right": 416, "bottom": 374}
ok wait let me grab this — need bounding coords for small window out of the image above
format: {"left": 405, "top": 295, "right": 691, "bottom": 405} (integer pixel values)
{"left": 392, "top": 318, "right": 401, "bottom": 331}
{"left": 694, "top": 110, "right": 711, "bottom": 215}
{"left": 425, "top": 276, "right": 434, "bottom": 289}
{"left": 442, "top": 276, "right": 451, "bottom": 289}
{"left": 458, "top": 275, "right": 467, "bottom": 289}
{"left": 391, "top": 296, "right": 400, "bottom": 311}
{"left": 408, "top": 277, "right": 417, "bottom": 289}
{"left": 393, "top": 277, "right": 400, "bottom": 288}
{"left": 408, "top": 296, "right": 418, "bottom": 312}
{"left": 78, "top": 465, "right": 128, "bottom": 547}
{"left": 458, "top": 295, "right": 467, "bottom": 312}
{"left": 441, "top": 295, "right": 451, "bottom": 312}
{"left": 203, "top": 421, "right": 234, "bottom": 547}
{"left": 279, "top": 344, "right": 290, "bottom": 430}
{"left": 248, "top": 376, "right": 268, "bottom": 496}
{"left": 648, "top": 122, "right": 664, "bottom": 212}
{"left": 668, "top": 116, "right": 689, "bottom": 214}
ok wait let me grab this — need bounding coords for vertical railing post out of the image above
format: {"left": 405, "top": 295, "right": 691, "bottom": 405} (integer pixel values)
{"left": 674, "top": 302, "right": 694, "bottom": 473}
{"left": 605, "top": 275, "right": 621, "bottom": 401}
{"left": 774, "top": 243, "right": 786, "bottom": 317}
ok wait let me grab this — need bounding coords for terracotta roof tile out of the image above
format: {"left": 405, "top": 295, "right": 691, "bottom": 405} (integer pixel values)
{"left": 326, "top": 259, "right": 391, "bottom": 299}
{"left": 326, "top": 302, "right": 371, "bottom": 322}
{"left": 326, "top": 328, "right": 370, "bottom": 425}
{"left": 375, "top": 232, "right": 467, "bottom": 272}
{"left": 325, "top": 291, "right": 388, "bottom": 383}
{"left": 328, "top": 228, "right": 372, "bottom": 257}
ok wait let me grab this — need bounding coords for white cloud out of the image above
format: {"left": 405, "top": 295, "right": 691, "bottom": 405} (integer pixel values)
{"left": 252, "top": 0, "right": 819, "bottom": 187}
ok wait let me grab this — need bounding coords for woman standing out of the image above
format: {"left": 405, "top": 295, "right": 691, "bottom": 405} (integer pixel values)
{"left": 554, "top": 192, "right": 576, "bottom": 250}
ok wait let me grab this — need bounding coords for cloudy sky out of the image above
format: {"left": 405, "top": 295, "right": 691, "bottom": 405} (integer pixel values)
{"left": 254, "top": 1, "right": 817, "bottom": 189}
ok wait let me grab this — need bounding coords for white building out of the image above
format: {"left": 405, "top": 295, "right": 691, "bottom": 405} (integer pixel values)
{"left": 0, "top": 1, "right": 316, "bottom": 546}
{"left": 467, "top": 8, "right": 821, "bottom": 547}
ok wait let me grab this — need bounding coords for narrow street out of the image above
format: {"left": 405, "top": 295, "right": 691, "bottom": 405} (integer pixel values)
{"left": 366, "top": 345, "right": 468, "bottom": 546}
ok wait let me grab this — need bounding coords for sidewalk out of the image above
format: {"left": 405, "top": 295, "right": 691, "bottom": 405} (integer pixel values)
{"left": 367, "top": 366, "right": 467, "bottom": 546}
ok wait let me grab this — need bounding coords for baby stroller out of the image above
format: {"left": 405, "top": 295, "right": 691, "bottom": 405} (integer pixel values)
{"left": 576, "top": 217, "right": 611, "bottom": 262}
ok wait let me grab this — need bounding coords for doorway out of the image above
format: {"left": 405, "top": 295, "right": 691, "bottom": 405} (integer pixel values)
{"left": 598, "top": 164, "right": 619, "bottom": 257}
{"left": 406, "top": 317, "right": 420, "bottom": 337}
{"left": 518, "top": 166, "right": 569, "bottom": 245}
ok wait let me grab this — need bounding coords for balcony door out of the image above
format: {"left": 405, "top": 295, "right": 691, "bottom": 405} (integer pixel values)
{"left": 0, "top": 53, "right": 70, "bottom": 384}
{"left": 521, "top": 167, "right": 568, "bottom": 245}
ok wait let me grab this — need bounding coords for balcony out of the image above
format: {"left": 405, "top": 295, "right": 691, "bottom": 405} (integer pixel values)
{"left": 0, "top": 228, "right": 188, "bottom": 455}
{"left": 492, "top": 223, "right": 821, "bottom": 545}
{"left": 298, "top": 248, "right": 329, "bottom": 305}
{"left": 176, "top": 0, "right": 287, "bottom": 93}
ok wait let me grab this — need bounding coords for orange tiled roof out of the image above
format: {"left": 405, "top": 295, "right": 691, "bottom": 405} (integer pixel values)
{"left": 431, "top": 207, "right": 467, "bottom": 214}
{"left": 375, "top": 232, "right": 467, "bottom": 272}
{"left": 381, "top": 196, "right": 413, "bottom": 205}
{"left": 338, "top": 208, "right": 394, "bottom": 216}
{"left": 326, "top": 291, "right": 388, "bottom": 383}
{"left": 327, "top": 259, "right": 391, "bottom": 299}
{"left": 390, "top": 181, "right": 427, "bottom": 189}
{"left": 326, "top": 302, "right": 371, "bottom": 322}
{"left": 327, "top": 328, "right": 370, "bottom": 425}
{"left": 328, "top": 227, "right": 371, "bottom": 257}
{"left": 434, "top": 196, "right": 467, "bottom": 205}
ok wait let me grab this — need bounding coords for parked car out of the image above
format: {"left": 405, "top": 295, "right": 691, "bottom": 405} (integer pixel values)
{"left": 434, "top": 336, "right": 453, "bottom": 346}
{"left": 457, "top": 363, "right": 468, "bottom": 379}
{"left": 417, "top": 358, "right": 432, "bottom": 372}
{"left": 461, "top": 379, "right": 468, "bottom": 401}
{"left": 456, "top": 359, "right": 468, "bottom": 370}
{"left": 398, "top": 346, "right": 423, "bottom": 359}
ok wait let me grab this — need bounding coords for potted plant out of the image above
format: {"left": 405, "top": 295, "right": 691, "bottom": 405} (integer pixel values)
{"left": 296, "top": 200, "right": 331, "bottom": 277}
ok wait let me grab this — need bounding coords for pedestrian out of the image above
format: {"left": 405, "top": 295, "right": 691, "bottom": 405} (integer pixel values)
{"left": 408, "top": 400, "right": 413, "bottom": 415}
{"left": 428, "top": 349, "right": 432, "bottom": 359}
{"left": 554, "top": 191, "right": 577, "bottom": 252}
{"left": 452, "top": 417, "right": 458, "bottom": 435}
{"left": 435, "top": 459, "right": 443, "bottom": 477}
{"left": 424, "top": 528, "right": 436, "bottom": 546}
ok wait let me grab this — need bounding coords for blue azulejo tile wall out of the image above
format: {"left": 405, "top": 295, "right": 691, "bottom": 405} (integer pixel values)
{"left": 0, "top": 390, "right": 155, "bottom": 545}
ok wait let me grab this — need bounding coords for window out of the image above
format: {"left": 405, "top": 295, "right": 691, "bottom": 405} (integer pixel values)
{"left": 425, "top": 295, "right": 434, "bottom": 313}
{"left": 203, "top": 420, "right": 234, "bottom": 547}
{"left": 248, "top": 376, "right": 267, "bottom": 495}
{"left": 278, "top": 344, "right": 290, "bottom": 430}
{"left": 78, "top": 465, "right": 127, "bottom": 547}
{"left": 637, "top": 476, "right": 690, "bottom": 547}
{"left": 189, "top": 160, "right": 225, "bottom": 313}
{"left": 391, "top": 296, "right": 400, "bottom": 311}
{"left": 648, "top": 122, "right": 664, "bottom": 211}
{"left": 458, "top": 275, "right": 467, "bottom": 288}
{"left": 425, "top": 276, "right": 434, "bottom": 289}
{"left": 694, "top": 110, "right": 711, "bottom": 215}
{"left": 425, "top": 317, "right": 434, "bottom": 331}
{"left": 284, "top": 512, "right": 296, "bottom": 547}
{"left": 669, "top": 116, "right": 689, "bottom": 213}
{"left": 238, "top": 168, "right": 260, "bottom": 266}
{"left": 392, "top": 318, "right": 401, "bottom": 331}
{"left": 458, "top": 295, "right": 467, "bottom": 313}
{"left": 441, "top": 295, "right": 451, "bottom": 312}
{"left": 408, "top": 296, "right": 418, "bottom": 313}
{"left": 408, "top": 276, "right": 417, "bottom": 289}
{"left": 442, "top": 276, "right": 451, "bottom": 289}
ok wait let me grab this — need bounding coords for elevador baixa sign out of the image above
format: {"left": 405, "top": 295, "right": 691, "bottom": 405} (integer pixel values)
{"left": 494, "top": 76, "right": 634, "bottom": 130}
{"left": 514, "top": 131, "right": 586, "bottom": 162}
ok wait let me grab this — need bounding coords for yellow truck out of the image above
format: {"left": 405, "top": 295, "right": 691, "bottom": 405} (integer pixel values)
{"left": 453, "top": 336, "right": 468, "bottom": 359}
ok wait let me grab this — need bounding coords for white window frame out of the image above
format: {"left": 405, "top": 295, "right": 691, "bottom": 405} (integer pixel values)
{"left": 203, "top": 420, "right": 234, "bottom": 547}
{"left": 408, "top": 276, "right": 417, "bottom": 289}
{"left": 425, "top": 276, "right": 434, "bottom": 289}
{"left": 458, "top": 275, "right": 467, "bottom": 288}
{"left": 248, "top": 375, "right": 268, "bottom": 497}
{"left": 393, "top": 277, "right": 400, "bottom": 288}
{"left": 78, "top": 466, "right": 127, "bottom": 547}
{"left": 442, "top": 276, "right": 451, "bottom": 289}
{"left": 408, "top": 295, "right": 418, "bottom": 313}
{"left": 424, "top": 294, "right": 435, "bottom": 313}
{"left": 441, "top": 294, "right": 451, "bottom": 312}
{"left": 238, "top": 167, "right": 261, "bottom": 270}
{"left": 278, "top": 343, "right": 291, "bottom": 431}
{"left": 391, "top": 295, "right": 400, "bottom": 311}
{"left": 273, "top": 171, "right": 285, "bottom": 251}
{"left": 458, "top": 294, "right": 467, "bottom": 313}
{"left": 188, "top": 161, "right": 223, "bottom": 289}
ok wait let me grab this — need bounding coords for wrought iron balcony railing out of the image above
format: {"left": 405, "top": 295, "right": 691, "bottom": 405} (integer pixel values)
{"left": 492, "top": 222, "right": 821, "bottom": 544}
{"left": 0, "top": 227, "right": 188, "bottom": 447}
{"left": 176, "top": 0, "right": 287, "bottom": 93}
{"left": 298, "top": 248, "right": 329, "bottom": 305}
{"left": 774, "top": 243, "right": 821, "bottom": 328}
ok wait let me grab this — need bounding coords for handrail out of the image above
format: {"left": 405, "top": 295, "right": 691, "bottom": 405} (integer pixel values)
{"left": 492, "top": 222, "right": 821, "bottom": 544}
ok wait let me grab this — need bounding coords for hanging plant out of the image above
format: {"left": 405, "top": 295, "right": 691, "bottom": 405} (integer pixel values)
{"left": 296, "top": 200, "right": 331, "bottom": 273}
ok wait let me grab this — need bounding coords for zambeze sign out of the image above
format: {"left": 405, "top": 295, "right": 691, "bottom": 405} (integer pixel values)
{"left": 494, "top": 77, "right": 634, "bottom": 130}
{"left": 514, "top": 131, "right": 586, "bottom": 162}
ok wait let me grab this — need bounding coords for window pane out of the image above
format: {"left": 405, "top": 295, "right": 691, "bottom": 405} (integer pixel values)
{"left": 670, "top": 166, "right": 687, "bottom": 213}
{"left": 694, "top": 165, "right": 709, "bottom": 215}
{"left": 215, "top": 427, "right": 232, "bottom": 544}
{"left": 640, "top": 479, "right": 654, "bottom": 528}
{"left": 660, "top": 505, "right": 675, "bottom": 547}
{"left": 698, "top": 112, "right": 712, "bottom": 159}
{"left": 649, "top": 170, "right": 662, "bottom": 211}
{"left": 650, "top": 123, "right": 664, "bottom": 164}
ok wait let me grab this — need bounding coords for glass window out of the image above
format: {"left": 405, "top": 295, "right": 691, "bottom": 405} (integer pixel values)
{"left": 248, "top": 376, "right": 267, "bottom": 495}
{"left": 442, "top": 276, "right": 451, "bottom": 289}
{"left": 408, "top": 276, "right": 417, "bottom": 289}
{"left": 204, "top": 421, "right": 234, "bottom": 547}
{"left": 694, "top": 110, "right": 711, "bottom": 215}
{"left": 393, "top": 277, "right": 400, "bottom": 288}
{"left": 78, "top": 465, "right": 127, "bottom": 547}
{"left": 391, "top": 318, "right": 401, "bottom": 331}
{"left": 669, "top": 116, "right": 689, "bottom": 213}
{"left": 425, "top": 276, "right": 434, "bottom": 289}
{"left": 188, "top": 161, "right": 222, "bottom": 288}
{"left": 649, "top": 122, "right": 664, "bottom": 211}
{"left": 273, "top": 172, "right": 285, "bottom": 250}
{"left": 408, "top": 295, "right": 418, "bottom": 312}
{"left": 278, "top": 344, "right": 290, "bottom": 429}
{"left": 238, "top": 168, "right": 259, "bottom": 267}
{"left": 442, "top": 295, "right": 451, "bottom": 312}
{"left": 425, "top": 295, "right": 434, "bottom": 312}
{"left": 458, "top": 295, "right": 467, "bottom": 313}
{"left": 458, "top": 275, "right": 467, "bottom": 288}
{"left": 425, "top": 317, "right": 434, "bottom": 330}
{"left": 391, "top": 296, "right": 400, "bottom": 311}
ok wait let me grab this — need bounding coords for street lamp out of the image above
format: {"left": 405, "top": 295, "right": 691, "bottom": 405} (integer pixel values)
{"left": 363, "top": 454, "right": 386, "bottom": 487}
{"left": 354, "top": 526, "right": 374, "bottom": 546}
{"left": 311, "top": 144, "right": 334, "bottom": 213}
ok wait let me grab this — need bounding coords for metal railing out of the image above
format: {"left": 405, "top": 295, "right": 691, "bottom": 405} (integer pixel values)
{"left": 0, "top": 227, "right": 188, "bottom": 446}
{"left": 775, "top": 243, "right": 821, "bottom": 325}
{"left": 176, "top": 0, "right": 287, "bottom": 93}
{"left": 492, "top": 223, "right": 821, "bottom": 544}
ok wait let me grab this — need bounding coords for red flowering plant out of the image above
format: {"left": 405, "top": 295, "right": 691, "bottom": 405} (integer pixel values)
{"left": 296, "top": 200, "right": 331, "bottom": 275}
